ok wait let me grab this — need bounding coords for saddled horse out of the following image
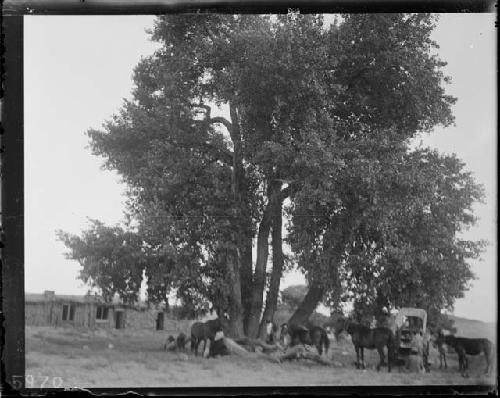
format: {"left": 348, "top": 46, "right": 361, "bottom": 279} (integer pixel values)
{"left": 190, "top": 318, "right": 224, "bottom": 357}
{"left": 439, "top": 333, "right": 494, "bottom": 376}
{"left": 282, "top": 322, "right": 330, "bottom": 356}
{"left": 334, "top": 318, "right": 395, "bottom": 372}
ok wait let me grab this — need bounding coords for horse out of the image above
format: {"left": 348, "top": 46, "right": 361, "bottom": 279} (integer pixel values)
{"left": 439, "top": 334, "right": 494, "bottom": 376}
{"left": 284, "top": 322, "right": 330, "bottom": 356}
{"left": 333, "top": 317, "right": 395, "bottom": 372}
{"left": 190, "top": 318, "right": 224, "bottom": 357}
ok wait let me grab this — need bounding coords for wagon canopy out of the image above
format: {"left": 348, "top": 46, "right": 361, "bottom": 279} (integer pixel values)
{"left": 394, "top": 308, "right": 427, "bottom": 331}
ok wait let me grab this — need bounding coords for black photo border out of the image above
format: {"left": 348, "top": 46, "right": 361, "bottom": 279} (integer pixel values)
{"left": 1, "top": 0, "right": 497, "bottom": 395}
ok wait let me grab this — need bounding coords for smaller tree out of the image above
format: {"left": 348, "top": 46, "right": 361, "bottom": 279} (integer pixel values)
{"left": 427, "top": 307, "right": 457, "bottom": 334}
{"left": 56, "top": 220, "right": 147, "bottom": 304}
{"left": 280, "top": 284, "right": 308, "bottom": 310}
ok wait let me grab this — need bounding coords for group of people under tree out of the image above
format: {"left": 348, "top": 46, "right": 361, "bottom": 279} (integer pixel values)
{"left": 161, "top": 300, "right": 494, "bottom": 377}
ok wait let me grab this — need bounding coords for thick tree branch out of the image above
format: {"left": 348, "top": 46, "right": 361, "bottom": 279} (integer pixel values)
{"left": 209, "top": 116, "right": 234, "bottom": 133}
{"left": 187, "top": 103, "right": 234, "bottom": 165}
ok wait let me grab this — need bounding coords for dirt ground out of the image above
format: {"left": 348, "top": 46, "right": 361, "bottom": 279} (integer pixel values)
{"left": 25, "top": 326, "right": 496, "bottom": 389}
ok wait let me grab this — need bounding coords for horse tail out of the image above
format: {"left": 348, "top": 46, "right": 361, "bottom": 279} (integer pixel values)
{"left": 190, "top": 334, "right": 197, "bottom": 352}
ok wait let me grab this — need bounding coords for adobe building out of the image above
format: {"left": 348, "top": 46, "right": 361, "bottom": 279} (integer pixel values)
{"left": 25, "top": 290, "right": 177, "bottom": 331}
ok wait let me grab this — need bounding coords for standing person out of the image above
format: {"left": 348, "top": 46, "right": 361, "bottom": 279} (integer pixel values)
{"left": 408, "top": 330, "right": 425, "bottom": 373}
{"left": 265, "top": 317, "right": 277, "bottom": 345}
{"left": 377, "top": 307, "right": 390, "bottom": 328}
{"left": 279, "top": 323, "right": 291, "bottom": 348}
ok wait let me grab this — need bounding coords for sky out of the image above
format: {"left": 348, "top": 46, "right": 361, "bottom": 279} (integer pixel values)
{"left": 24, "top": 14, "right": 497, "bottom": 323}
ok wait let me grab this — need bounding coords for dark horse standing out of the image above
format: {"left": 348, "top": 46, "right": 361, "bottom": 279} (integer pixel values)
{"left": 283, "top": 322, "right": 330, "bottom": 356}
{"left": 334, "top": 318, "right": 395, "bottom": 372}
{"left": 190, "top": 318, "right": 224, "bottom": 357}
{"left": 438, "top": 333, "right": 494, "bottom": 376}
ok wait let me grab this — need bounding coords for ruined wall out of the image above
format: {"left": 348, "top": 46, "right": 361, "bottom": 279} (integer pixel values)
{"left": 166, "top": 319, "right": 194, "bottom": 336}
{"left": 26, "top": 302, "right": 93, "bottom": 328}
{"left": 124, "top": 308, "right": 159, "bottom": 330}
{"left": 26, "top": 300, "right": 192, "bottom": 332}
{"left": 88, "top": 304, "right": 114, "bottom": 329}
{"left": 26, "top": 303, "right": 51, "bottom": 326}
{"left": 122, "top": 308, "right": 193, "bottom": 333}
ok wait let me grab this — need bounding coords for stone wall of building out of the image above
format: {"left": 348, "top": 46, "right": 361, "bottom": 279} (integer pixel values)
{"left": 124, "top": 307, "right": 162, "bottom": 330}
{"left": 26, "top": 298, "right": 193, "bottom": 332}
{"left": 26, "top": 301, "right": 94, "bottom": 328}
{"left": 26, "top": 302, "right": 51, "bottom": 326}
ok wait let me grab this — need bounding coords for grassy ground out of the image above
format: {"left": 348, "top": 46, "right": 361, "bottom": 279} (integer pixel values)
{"left": 25, "top": 326, "right": 496, "bottom": 389}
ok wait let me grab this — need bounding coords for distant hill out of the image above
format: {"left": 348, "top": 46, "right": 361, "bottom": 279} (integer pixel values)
{"left": 449, "top": 315, "right": 496, "bottom": 341}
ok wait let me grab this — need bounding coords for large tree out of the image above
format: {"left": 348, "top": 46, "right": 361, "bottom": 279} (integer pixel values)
{"left": 59, "top": 13, "right": 483, "bottom": 338}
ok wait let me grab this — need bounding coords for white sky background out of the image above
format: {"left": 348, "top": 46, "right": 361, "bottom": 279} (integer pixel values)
{"left": 24, "top": 14, "right": 497, "bottom": 323}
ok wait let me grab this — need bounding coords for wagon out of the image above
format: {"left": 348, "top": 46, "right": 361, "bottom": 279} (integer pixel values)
{"left": 394, "top": 308, "right": 430, "bottom": 372}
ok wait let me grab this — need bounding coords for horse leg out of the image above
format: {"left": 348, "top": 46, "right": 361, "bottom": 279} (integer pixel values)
{"left": 376, "top": 346, "right": 384, "bottom": 372}
{"left": 196, "top": 339, "right": 202, "bottom": 357}
{"left": 202, "top": 339, "right": 208, "bottom": 357}
{"left": 191, "top": 336, "right": 197, "bottom": 354}
{"left": 360, "top": 347, "right": 366, "bottom": 370}
{"left": 459, "top": 353, "right": 468, "bottom": 377}
{"left": 354, "top": 346, "right": 360, "bottom": 369}
{"left": 387, "top": 345, "right": 391, "bottom": 373}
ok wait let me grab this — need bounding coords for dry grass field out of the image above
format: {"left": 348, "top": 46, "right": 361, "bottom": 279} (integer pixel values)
{"left": 25, "top": 320, "right": 496, "bottom": 389}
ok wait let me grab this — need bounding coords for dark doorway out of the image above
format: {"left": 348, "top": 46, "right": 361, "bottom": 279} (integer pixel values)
{"left": 156, "top": 312, "right": 164, "bottom": 330}
{"left": 115, "top": 311, "right": 125, "bottom": 329}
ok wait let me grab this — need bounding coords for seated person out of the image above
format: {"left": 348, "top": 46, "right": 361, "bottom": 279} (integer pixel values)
{"left": 208, "top": 330, "right": 229, "bottom": 358}
{"left": 164, "top": 335, "right": 177, "bottom": 351}
{"left": 176, "top": 332, "right": 188, "bottom": 351}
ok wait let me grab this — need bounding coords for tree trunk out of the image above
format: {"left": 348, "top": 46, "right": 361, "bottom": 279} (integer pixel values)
{"left": 258, "top": 201, "right": 284, "bottom": 340}
{"left": 246, "top": 200, "right": 274, "bottom": 338}
{"left": 226, "top": 253, "right": 245, "bottom": 338}
{"left": 227, "top": 102, "right": 250, "bottom": 337}
{"left": 287, "top": 217, "right": 353, "bottom": 327}
{"left": 288, "top": 282, "right": 325, "bottom": 326}
{"left": 240, "top": 236, "right": 253, "bottom": 335}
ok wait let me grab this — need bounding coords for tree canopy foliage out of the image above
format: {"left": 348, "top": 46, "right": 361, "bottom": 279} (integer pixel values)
{"left": 59, "top": 13, "right": 484, "bottom": 338}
